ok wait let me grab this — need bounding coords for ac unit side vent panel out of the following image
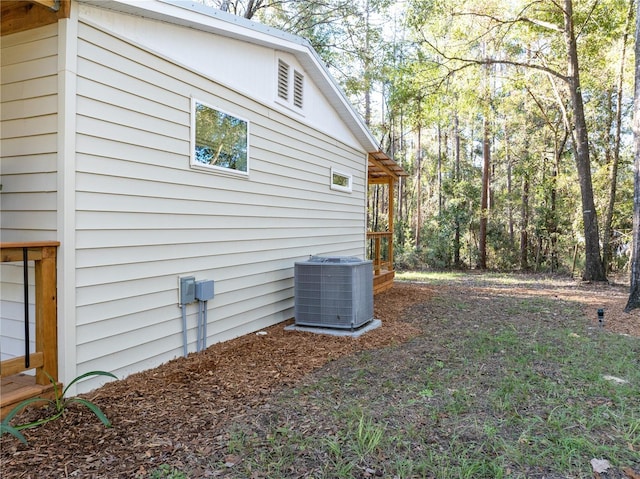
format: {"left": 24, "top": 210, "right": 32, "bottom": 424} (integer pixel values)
{"left": 294, "top": 256, "right": 374, "bottom": 329}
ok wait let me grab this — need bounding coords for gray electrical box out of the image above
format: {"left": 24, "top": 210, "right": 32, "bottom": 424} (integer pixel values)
{"left": 180, "top": 276, "right": 196, "bottom": 304}
{"left": 195, "top": 279, "right": 214, "bottom": 301}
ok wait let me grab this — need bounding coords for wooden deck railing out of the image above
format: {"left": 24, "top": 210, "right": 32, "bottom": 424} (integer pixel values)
{"left": 0, "top": 242, "right": 59, "bottom": 386}
{"left": 367, "top": 231, "right": 393, "bottom": 275}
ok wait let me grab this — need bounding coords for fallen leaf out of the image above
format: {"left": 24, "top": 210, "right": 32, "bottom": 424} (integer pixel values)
{"left": 591, "top": 458, "right": 611, "bottom": 474}
{"left": 225, "top": 454, "right": 242, "bottom": 467}
{"left": 603, "top": 375, "right": 629, "bottom": 384}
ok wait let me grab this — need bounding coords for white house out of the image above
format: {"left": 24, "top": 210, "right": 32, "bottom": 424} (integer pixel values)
{"left": 0, "top": 0, "right": 405, "bottom": 406}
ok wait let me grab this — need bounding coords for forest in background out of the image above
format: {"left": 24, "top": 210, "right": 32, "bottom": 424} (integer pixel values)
{"left": 200, "top": 0, "right": 636, "bottom": 279}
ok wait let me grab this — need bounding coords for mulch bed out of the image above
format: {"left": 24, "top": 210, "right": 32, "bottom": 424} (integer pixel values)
{"left": 1, "top": 274, "right": 639, "bottom": 478}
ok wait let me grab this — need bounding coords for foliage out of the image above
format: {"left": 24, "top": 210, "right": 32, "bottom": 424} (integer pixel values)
{"left": 194, "top": 0, "right": 636, "bottom": 275}
{"left": 215, "top": 274, "right": 640, "bottom": 478}
{"left": 257, "top": 0, "right": 394, "bottom": 122}
{"left": 1, "top": 370, "right": 117, "bottom": 445}
{"left": 148, "top": 464, "right": 188, "bottom": 479}
{"left": 388, "top": 0, "right": 634, "bottom": 274}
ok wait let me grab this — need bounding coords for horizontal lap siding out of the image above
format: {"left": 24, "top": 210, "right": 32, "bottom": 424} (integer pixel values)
{"left": 0, "top": 26, "right": 58, "bottom": 362}
{"left": 0, "top": 301, "right": 36, "bottom": 361}
{"left": 0, "top": 24, "right": 58, "bottom": 242}
{"left": 0, "top": 264, "right": 36, "bottom": 361}
{"left": 74, "top": 20, "right": 366, "bottom": 389}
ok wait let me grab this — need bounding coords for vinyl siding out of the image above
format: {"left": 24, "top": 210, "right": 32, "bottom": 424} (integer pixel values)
{"left": 77, "top": 3, "right": 361, "bottom": 150}
{"left": 0, "top": 24, "right": 59, "bottom": 242}
{"left": 0, "top": 25, "right": 58, "bottom": 363}
{"left": 73, "top": 19, "right": 367, "bottom": 391}
{"left": 0, "top": 264, "right": 36, "bottom": 362}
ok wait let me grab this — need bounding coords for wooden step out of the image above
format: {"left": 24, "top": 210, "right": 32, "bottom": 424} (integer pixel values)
{"left": 1, "top": 374, "right": 60, "bottom": 419}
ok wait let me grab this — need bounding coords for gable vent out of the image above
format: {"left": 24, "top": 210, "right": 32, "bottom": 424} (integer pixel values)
{"left": 293, "top": 70, "right": 304, "bottom": 108}
{"left": 277, "top": 59, "right": 289, "bottom": 101}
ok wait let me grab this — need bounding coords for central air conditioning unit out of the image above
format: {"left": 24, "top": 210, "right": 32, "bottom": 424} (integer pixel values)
{"left": 294, "top": 256, "right": 374, "bottom": 330}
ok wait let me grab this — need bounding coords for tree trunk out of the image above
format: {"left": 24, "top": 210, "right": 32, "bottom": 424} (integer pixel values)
{"left": 397, "top": 113, "right": 405, "bottom": 246}
{"left": 478, "top": 117, "right": 490, "bottom": 269}
{"left": 373, "top": 185, "right": 380, "bottom": 232}
{"left": 625, "top": 0, "right": 640, "bottom": 311}
{"left": 520, "top": 174, "right": 529, "bottom": 270}
{"left": 437, "top": 124, "right": 443, "bottom": 217}
{"left": 363, "top": 0, "right": 372, "bottom": 126}
{"left": 505, "top": 124, "right": 514, "bottom": 247}
{"left": 415, "top": 125, "right": 422, "bottom": 249}
{"left": 563, "top": 0, "right": 607, "bottom": 281}
{"left": 604, "top": 0, "right": 634, "bottom": 273}
{"left": 550, "top": 131, "right": 568, "bottom": 272}
{"left": 626, "top": 145, "right": 640, "bottom": 309}
{"left": 550, "top": 155, "right": 559, "bottom": 272}
{"left": 602, "top": 91, "right": 615, "bottom": 271}
{"left": 453, "top": 114, "right": 462, "bottom": 267}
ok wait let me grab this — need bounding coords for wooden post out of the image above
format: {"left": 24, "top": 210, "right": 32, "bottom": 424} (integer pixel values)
{"left": 0, "top": 242, "right": 59, "bottom": 384}
{"left": 388, "top": 176, "right": 395, "bottom": 272}
{"left": 374, "top": 236, "right": 381, "bottom": 274}
{"left": 35, "top": 246, "right": 58, "bottom": 385}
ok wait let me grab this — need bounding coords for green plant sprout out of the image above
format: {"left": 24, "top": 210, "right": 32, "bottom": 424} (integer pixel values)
{"left": 1, "top": 370, "right": 116, "bottom": 444}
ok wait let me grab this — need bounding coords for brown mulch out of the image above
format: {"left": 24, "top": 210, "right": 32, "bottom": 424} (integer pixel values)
{"left": 1, "top": 274, "right": 639, "bottom": 478}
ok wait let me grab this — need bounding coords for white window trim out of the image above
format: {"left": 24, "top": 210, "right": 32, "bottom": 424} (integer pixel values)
{"left": 330, "top": 167, "right": 353, "bottom": 193}
{"left": 190, "top": 97, "right": 250, "bottom": 177}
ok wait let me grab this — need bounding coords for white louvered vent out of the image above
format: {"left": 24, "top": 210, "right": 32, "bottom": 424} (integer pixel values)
{"left": 293, "top": 70, "right": 304, "bottom": 108}
{"left": 277, "top": 59, "right": 289, "bottom": 101}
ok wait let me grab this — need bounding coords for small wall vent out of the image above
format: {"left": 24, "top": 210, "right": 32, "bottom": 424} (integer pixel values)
{"left": 294, "top": 256, "right": 373, "bottom": 330}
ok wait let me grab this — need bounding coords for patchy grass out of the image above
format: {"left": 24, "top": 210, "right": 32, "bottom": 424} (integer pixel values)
{"left": 4, "top": 273, "right": 636, "bottom": 478}
{"left": 148, "top": 465, "right": 188, "bottom": 479}
{"left": 208, "top": 274, "right": 640, "bottom": 478}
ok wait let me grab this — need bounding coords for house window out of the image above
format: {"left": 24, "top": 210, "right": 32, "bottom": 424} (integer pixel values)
{"left": 191, "top": 99, "right": 249, "bottom": 175}
{"left": 330, "top": 167, "right": 352, "bottom": 193}
{"left": 276, "top": 57, "right": 304, "bottom": 110}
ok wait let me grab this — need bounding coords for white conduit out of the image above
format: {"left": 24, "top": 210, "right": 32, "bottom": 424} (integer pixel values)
{"left": 203, "top": 301, "right": 208, "bottom": 350}
{"left": 182, "top": 300, "right": 207, "bottom": 356}
{"left": 196, "top": 299, "right": 209, "bottom": 352}
{"left": 182, "top": 305, "right": 188, "bottom": 357}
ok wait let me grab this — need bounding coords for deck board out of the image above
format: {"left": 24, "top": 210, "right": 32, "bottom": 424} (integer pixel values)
{"left": 1, "top": 373, "right": 59, "bottom": 419}
{"left": 373, "top": 270, "right": 395, "bottom": 294}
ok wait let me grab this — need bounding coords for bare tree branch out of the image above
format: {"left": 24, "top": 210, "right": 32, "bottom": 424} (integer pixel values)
{"left": 519, "top": 16, "right": 564, "bottom": 32}
{"left": 418, "top": 35, "right": 569, "bottom": 83}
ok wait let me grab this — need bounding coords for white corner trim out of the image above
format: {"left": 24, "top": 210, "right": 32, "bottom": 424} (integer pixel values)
{"left": 57, "top": 4, "right": 79, "bottom": 394}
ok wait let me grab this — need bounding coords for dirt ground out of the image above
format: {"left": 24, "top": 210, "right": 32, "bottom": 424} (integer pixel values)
{"left": 1, "top": 273, "right": 639, "bottom": 478}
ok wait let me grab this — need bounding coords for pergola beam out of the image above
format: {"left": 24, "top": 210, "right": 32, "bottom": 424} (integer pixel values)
{"left": 1, "top": 0, "right": 70, "bottom": 37}
{"left": 33, "top": 0, "right": 59, "bottom": 11}
{"left": 369, "top": 156, "right": 397, "bottom": 180}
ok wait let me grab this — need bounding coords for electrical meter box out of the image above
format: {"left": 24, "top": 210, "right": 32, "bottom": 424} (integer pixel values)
{"left": 179, "top": 276, "right": 196, "bottom": 304}
{"left": 195, "top": 279, "right": 214, "bottom": 301}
